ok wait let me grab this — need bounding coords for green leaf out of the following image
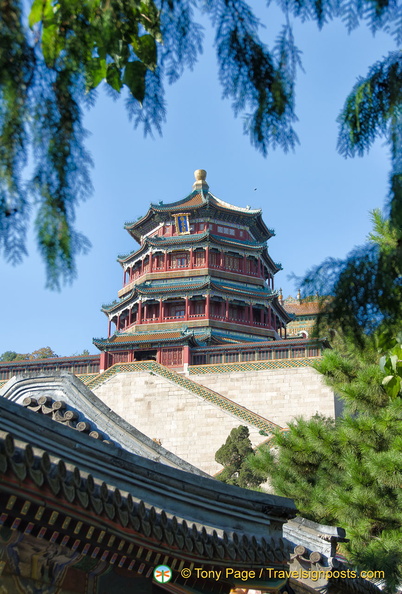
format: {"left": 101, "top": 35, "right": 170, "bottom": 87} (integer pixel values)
{"left": 123, "top": 61, "right": 147, "bottom": 103}
{"left": 131, "top": 34, "right": 157, "bottom": 70}
{"left": 29, "top": 0, "right": 55, "bottom": 28}
{"left": 106, "top": 62, "right": 123, "bottom": 92}
{"left": 382, "top": 375, "right": 401, "bottom": 398}
{"left": 29, "top": 0, "right": 44, "bottom": 28}
{"left": 139, "top": 0, "right": 162, "bottom": 42}
{"left": 86, "top": 58, "right": 107, "bottom": 90}
{"left": 41, "top": 24, "right": 61, "bottom": 66}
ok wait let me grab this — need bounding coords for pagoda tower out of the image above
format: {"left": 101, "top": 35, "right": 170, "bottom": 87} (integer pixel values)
{"left": 94, "top": 170, "right": 291, "bottom": 369}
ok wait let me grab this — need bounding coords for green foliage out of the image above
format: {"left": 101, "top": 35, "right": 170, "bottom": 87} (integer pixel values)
{"left": 1, "top": 0, "right": 402, "bottom": 286}
{"left": 299, "top": 208, "right": 402, "bottom": 345}
{"left": 215, "top": 425, "right": 265, "bottom": 489}
{"left": 0, "top": 347, "right": 57, "bottom": 361}
{"left": 0, "top": 351, "right": 29, "bottom": 362}
{"left": 29, "top": 346, "right": 58, "bottom": 359}
{"left": 250, "top": 333, "right": 402, "bottom": 592}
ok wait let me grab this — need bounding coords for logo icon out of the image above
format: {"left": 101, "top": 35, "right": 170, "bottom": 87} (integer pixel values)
{"left": 154, "top": 564, "right": 173, "bottom": 583}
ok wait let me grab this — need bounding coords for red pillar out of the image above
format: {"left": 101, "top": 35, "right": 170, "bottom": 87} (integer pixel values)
{"left": 182, "top": 345, "right": 190, "bottom": 366}
{"left": 249, "top": 304, "right": 253, "bottom": 325}
{"left": 137, "top": 301, "right": 142, "bottom": 324}
{"left": 143, "top": 303, "right": 147, "bottom": 321}
{"left": 108, "top": 319, "right": 111, "bottom": 338}
{"left": 185, "top": 296, "right": 189, "bottom": 321}
{"left": 257, "top": 258, "right": 261, "bottom": 277}
{"left": 268, "top": 307, "right": 272, "bottom": 328}
{"left": 220, "top": 251, "right": 224, "bottom": 268}
{"left": 164, "top": 252, "right": 168, "bottom": 272}
{"left": 205, "top": 294, "right": 210, "bottom": 318}
{"left": 129, "top": 308, "right": 132, "bottom": 326}
{"left": 243, "top": 255, "right": 247, "bottom": 274}
{"left": 140, "top": 259, "right": 144, "bottom": 275}
{"left": 225, "top": 299, "right": 229, "bottom": 320}
{"left": 149, "top": 252, "right": 153, "bottom": 273}
{"left": 205, "top": 246, "right": 210, "bottom": 267}
{"left": 189, "top": 248, "right": 193, "bottom": 269}
{"left": 100, "top": 352, "right": 108, "bottom": 373}
{"left": 159, "top": 299, "right": 163, "bottom": 322}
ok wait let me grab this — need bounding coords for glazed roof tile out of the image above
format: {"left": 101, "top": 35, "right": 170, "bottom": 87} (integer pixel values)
{"left": 284, "top": 300, "right": 321, "bottom": 315}
{"left": 150, "top": 191, "right": 205, "bottom": 212}
{"left": 212, "top": 279, "right": 273, "bottom": 297}
{"left": 137, "top": 279, "right": 209, "bottom": 294}
{"left": 94, "top": 330, "right": 184, "bottom": 345}
{"left": 209, "top": 233, "right": 265, "bottom": 249}
{"left": 148, "top": 191, "right": 262, "bottom": 216}
{"left": 150, "top": 231, "right": 208, "bottom": 244}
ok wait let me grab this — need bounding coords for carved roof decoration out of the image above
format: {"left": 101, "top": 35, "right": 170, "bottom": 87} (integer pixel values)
{"left": 22, "top": 395, "right": 112, "bottom": 444}
{"left": 0, "top": 373, "right": 203, "bottom": 474}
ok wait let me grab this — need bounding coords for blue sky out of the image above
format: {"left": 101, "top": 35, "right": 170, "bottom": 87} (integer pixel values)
{"left": 1, "top": 6, "right": 396, "bottom": 357}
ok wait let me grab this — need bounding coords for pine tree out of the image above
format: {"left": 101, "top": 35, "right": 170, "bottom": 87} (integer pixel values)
{"left": 215, "top": 426, "right": 264, "bottom": 489}
{"left": 249, "top": 333, "right": 402, "bottom": 592}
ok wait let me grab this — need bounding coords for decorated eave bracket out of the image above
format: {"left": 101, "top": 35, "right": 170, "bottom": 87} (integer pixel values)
{"left": 172, "top": 213, "right": 190, "bottom": 235}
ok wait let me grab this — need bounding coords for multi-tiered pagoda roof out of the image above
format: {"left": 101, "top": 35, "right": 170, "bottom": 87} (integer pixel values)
{"left": 94, "top": 170, "right": 291, "bottom": 368}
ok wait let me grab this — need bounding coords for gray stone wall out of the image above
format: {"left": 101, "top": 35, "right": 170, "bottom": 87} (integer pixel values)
{"left": 190, "top": 367, "right": 339, "bottom": 427}
{"left": 93, "top": 366, "right": 338, "bottom": 476}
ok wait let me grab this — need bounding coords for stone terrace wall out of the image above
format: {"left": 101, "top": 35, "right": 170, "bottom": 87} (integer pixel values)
{"left": 189, "top": 366, "right": 341, "bottom": 427}
{"left": 93, "top": 371, "right": 264, "bottom": 476}
{"left": 93, "top": 365, "right": 339, "bottom": 476}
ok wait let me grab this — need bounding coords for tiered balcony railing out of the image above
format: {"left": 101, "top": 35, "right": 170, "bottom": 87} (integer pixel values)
{"left": 117, "top": 309, "right": 280, "bottom": 332}
{"left": 123, "top": 255, "right": 266, "bottom": 287}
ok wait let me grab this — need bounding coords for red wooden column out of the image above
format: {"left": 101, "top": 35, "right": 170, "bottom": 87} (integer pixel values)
{"left": 185, "top": 296, "right": 189, "bottom": 321}
{"left": 123, "top": 269, "right": 126, "bottom": 286}
{"left": 189, "top": 248, "right": 193, "bottom": 269}
{"left": 140, "top": 259, "right": 144, "bottom": 275}
{"left": 243, "top": 255, "right": 247, "bottom": 274}
{"left": 137, "top": 301, "right": 142, "bottom": 324}
{"left": 159, "top": 298, "right": 163, "bottom": 322}
{"left": 100, "top": 352, "right": 108, "bottom": 373}
{"left": 205, "top": 294, "right": 210, "bottom": 318}
{"left": 225, "top": 298, "right": 229, "bottom": 321}
{"left": 220, "top": 251, "right": 224, "bottom": 268}
{"left": 108, "top": 319, "right": 112, "bottom": 338}
{"left": 249, "top": 304, "right": 253, "bottom": 325}
{"left": 117, "top": 314, "right": 121, "bottom": 331}
{"left": 129, "top": 308, "right": 132, "bottom": 326}
{"left": 149, "top": 252, "right": 153, "bottom": 273}
{"left": 164, "top": 252, "right": 168, "bottom": 272}
{"left": 205, "top": 246, "right": 210, "bottom": 267}
{"left": 143, "top": 303, "right": 148, "bottom": 321}
{"left": 257, "top": 258, "right": 261, "bottom": 277}
{"left": 182, "top": 345, "right": 190, "bottom": 367}
{"left": 268, "top": 306, "right": 272, "bottom": 328}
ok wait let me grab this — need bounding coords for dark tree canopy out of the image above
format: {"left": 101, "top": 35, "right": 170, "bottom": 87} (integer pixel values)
{"left": 215, "top": 425, "right": 264, "bottom": 489}
{"left": 1, "top": 0, "right": 401, "bottom": 287}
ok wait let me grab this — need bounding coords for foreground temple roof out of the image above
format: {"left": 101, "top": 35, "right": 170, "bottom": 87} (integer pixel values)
{"left": 0, "top": 374, "right": 296, "bottom": 592}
